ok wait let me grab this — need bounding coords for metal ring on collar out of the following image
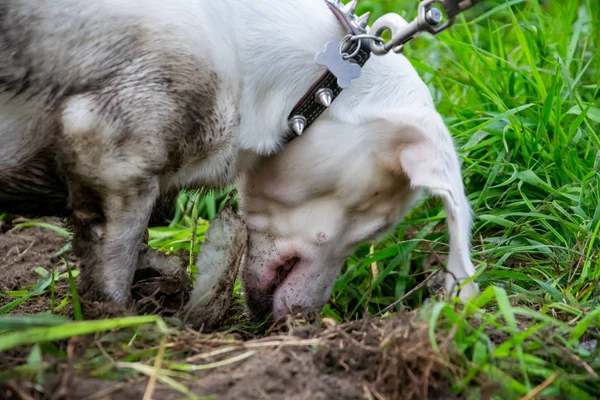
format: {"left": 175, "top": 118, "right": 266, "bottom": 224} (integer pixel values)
{"left": 349, "top": 34, "right": 386, "bottom": 45}
{"left": 339, "top": 35, "right": 363, "bottom": 60}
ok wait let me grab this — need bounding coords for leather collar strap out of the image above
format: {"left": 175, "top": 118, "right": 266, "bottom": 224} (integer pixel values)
{"left": 282, "top": 2, "right": 372, "bottom": 145}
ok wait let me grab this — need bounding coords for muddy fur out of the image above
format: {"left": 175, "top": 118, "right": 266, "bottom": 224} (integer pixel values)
{"left": 0, "top": 0, "right": 241, "bottom": 310}
{"left": 0, "top": 213, "right": 240, "bottom": 328}
{"left": 182, "top": 206, "right": 248, "bottom": 330}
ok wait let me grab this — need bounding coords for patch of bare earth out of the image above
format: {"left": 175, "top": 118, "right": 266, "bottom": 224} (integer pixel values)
{"left": 0, "top": 220, "right": 460, "bottom": 400}
{"left": 0, "top": 217, "right": 74, "bottom": 315}
{"left": 3, "top": 314, "right": 458, "bottom": 400}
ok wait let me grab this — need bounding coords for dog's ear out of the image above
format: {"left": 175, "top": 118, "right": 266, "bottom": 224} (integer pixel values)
{"left": 370, "top": 108, "right": 449, "bottom": 177}
{"left": 374, "top": 108, "right": 479, "bottom": 301}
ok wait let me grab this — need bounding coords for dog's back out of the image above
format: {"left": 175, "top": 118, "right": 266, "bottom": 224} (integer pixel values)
{"left": 0, "top": 0, "right": 142, "bottom": 215}
{"left": 0, "top": 0, "right": 240, "bottom": 217}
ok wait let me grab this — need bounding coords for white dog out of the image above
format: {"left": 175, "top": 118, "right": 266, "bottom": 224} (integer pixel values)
{"left": 0, "top": 0, "right": 478, "bottom": 319}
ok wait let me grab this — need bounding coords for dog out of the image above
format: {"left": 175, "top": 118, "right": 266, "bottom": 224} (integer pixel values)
{"left": 0, "top": 0, "right": 478, "bottom": 319}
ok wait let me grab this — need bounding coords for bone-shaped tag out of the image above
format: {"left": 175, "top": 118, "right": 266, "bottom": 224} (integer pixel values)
{"left": 315, "top": 41, "right": 362, "bottom": 89}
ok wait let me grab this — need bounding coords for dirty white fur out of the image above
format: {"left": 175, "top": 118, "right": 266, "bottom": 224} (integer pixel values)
{"left": 190, "top": 224, "right": 238, "bottom": 303}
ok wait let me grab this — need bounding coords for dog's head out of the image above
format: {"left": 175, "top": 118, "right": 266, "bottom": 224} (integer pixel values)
{"left": 237, "top": 55, "right": 477, "bottom": 321}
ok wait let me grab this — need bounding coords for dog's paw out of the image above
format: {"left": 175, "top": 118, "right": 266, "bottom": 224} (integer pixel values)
{"left": 458, "top": 281, "right": 479, "bottom": 302}
{"left": 445, "top": 276, "right": 479, "bottom": 303}
{"left": 79, "top": 298, "right": 132, "bottom": 320}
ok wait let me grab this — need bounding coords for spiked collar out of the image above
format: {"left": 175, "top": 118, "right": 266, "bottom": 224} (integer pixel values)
{"left": 280, "top": 0, "right": 483, "bottom": 146}
{"left": 282, "top": 0, "right": 371, "bottom": 144}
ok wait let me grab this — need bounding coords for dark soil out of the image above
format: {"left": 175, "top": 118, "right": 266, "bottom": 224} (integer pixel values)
{"left": 0, "top": 217, "right": 75, "bottom": 315}
{"left": 0, "top": 218, "right": 68, "bottom": 289}
{"left": 0, "top": 221, "right": 462, "bottom": 400}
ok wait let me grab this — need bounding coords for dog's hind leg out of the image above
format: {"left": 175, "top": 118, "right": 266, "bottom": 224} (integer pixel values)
{"left": 398, "top": 128, "right": 479, "bottom": 302}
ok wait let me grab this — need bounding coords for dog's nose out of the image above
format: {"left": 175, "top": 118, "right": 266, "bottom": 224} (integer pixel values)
{"left": 274, "top": 257, "right": 300, "bottom": 287}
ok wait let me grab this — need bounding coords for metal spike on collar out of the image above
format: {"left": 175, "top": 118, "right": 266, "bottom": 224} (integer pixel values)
{"left": 315, "top": 88, "right": 333, "bottom": 107}
{"left": 285, "top": 0, "right": 370, "bottom": 141}
{"left": 356, "top": 12, "right": 370, "bottom": 29}
{"left": 289, "top": 115, "right": 307, "bottom": 136}
{"left": 344, "top": 0, "right": 358, "bottom": 15}
{"left": 325, "top": 0, "right": 368, "bottom": 35}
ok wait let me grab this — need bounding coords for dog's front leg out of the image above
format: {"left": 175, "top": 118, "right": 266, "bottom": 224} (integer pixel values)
{"left": 58, "top": 94, "right": 165, "bottom": 310}
{"left": 68, "top": 177, "right": 159, "bottom": 309}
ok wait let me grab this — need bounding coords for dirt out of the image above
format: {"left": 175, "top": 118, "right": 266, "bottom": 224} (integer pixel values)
{"left": 0, "top": 221, "right": 465, "bottom": 400}
{"left": 0, "top": 217, "right": 75, "bottom": 315}
{"left": 0, "top": 218, "right": 67, "bottom": 289}
{"left": 19, "top": 314, "right": 458, "bottom": 400}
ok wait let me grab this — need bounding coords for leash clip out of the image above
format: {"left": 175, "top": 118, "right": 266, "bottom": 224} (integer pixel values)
{"left": 369, "top": 0, "right": 482, "bottom": 55}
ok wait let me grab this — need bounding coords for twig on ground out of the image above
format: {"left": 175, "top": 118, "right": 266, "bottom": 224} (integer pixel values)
{"left": 6, "top": 381, "right": 35, "bottom": 400}
{"left": 377, "top": 270, "right": 440, "bottom": 316}
{"left": 519, "top": 371, "right": 559, "bottom": 400}
{"left": 143, "top": 336, "right": 167, "bottom": 400}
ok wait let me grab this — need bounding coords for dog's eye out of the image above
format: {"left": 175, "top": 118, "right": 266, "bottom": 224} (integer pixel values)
{"left": 352, "top": 202, "right": 371, "bottom": 212}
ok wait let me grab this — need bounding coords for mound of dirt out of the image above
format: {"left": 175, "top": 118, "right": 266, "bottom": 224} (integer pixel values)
{"left": 15, "top": 313, "right": 457, "bottom": 400}
{"left": 0, "top": 220, "right": 461, "bottom": 400}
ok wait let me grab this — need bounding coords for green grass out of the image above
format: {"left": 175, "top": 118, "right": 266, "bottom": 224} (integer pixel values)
{"left": 1, "top": 0, "right": 599, "bottom": 399}
{"left": 332, "top": 0, "right": 600, "bottom": 397}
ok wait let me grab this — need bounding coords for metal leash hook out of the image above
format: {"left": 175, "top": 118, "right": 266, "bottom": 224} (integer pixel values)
{"left": 368, "top": 0, "right": 482, "bottom": 55}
